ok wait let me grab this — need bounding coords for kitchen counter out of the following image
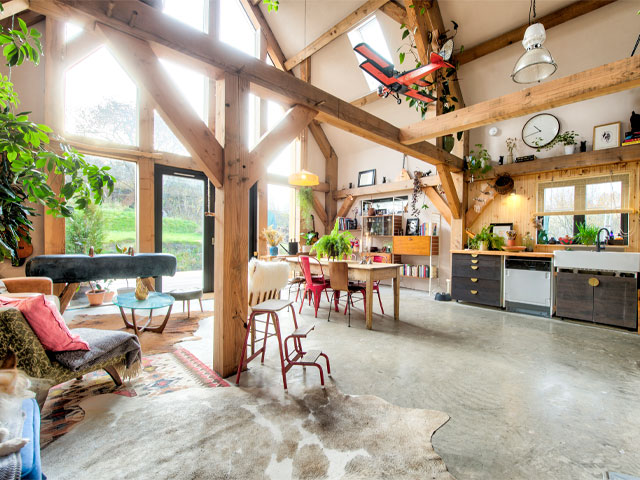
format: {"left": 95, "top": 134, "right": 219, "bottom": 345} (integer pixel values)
{"left": 451, "top": 250, "right": 554, "bottom": 258}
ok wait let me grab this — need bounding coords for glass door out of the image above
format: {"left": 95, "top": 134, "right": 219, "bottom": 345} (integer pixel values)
{"left": 154, "top": 165, "right": 214, "bottom": 293}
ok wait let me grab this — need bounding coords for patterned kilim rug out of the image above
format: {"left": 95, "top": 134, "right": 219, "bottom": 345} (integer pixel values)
{"left": 40, "top": 348, "right": 228, "bottom": 448}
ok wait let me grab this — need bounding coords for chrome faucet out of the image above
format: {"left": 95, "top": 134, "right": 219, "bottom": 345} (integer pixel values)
{"left": 596, "top": 228, "right": 610, "bottom": 252}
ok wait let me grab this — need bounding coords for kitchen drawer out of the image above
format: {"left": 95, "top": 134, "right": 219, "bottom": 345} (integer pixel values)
{"left": 452, "top": 276, "right": 501, "bottom": 307}
{"left": 452, "top": 254, "right": 501, "bottom": 280}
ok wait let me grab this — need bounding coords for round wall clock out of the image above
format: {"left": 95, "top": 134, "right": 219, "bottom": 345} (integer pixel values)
{"left": 522, "top": 113, "right": 560, "bottom": 148}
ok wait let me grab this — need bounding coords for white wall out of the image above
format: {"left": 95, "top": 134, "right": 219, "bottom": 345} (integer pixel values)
{"left": 0, "top": 20, "right": 46, "bottom": 278}
{"left": 460, "top": 1, "right": 640, "bottom": 159}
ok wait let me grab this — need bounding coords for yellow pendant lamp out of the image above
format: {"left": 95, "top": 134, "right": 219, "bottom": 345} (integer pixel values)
{"left": 288, "top": 169, "right": 319, "bottom": 186}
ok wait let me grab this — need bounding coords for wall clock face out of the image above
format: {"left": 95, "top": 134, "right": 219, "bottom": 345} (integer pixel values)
{"left": 522, "top": 113, "right": 560, "bottom": 148}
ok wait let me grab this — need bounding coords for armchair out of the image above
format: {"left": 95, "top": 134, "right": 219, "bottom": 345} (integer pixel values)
{"left": 0, "top": 277, "right": 60, "bottom": 311}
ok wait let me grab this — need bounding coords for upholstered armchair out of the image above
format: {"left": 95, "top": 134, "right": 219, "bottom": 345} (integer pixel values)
{"left": 0, "top": 277, "right": 60, "bottom": 311}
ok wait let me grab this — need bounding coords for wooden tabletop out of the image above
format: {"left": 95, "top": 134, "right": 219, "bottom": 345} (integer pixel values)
{"left": 451, "top": 250, "right": 555, "bottom": 258}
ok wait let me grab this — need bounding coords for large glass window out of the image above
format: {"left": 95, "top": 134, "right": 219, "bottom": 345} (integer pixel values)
{"left": 220, "top": 0, "right": 258, "bottom": 57}
{"left": 153, "top": 59, "right": 208, "bottom": 155}
{"left": 65, "top": 156, "right": 137, "bottom": 255}
{"left": 537, "top": 175, "right": 629, "bottom": 243}
{"left": 347, "top": 16, "right": 393, "bottom": 91}
{"left": 268, "top": 184, "right": 293, "bottom": 248}
{"left": 64, "top": 47, "right": 138, "bottom": 145}
{"left": 163, "top": 0, "right": 207, "bottom": 32}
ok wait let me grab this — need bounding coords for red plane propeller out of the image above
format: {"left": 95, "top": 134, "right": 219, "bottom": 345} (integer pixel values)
{"left": 354, "top": 42, "right": 454, "bottom": 105}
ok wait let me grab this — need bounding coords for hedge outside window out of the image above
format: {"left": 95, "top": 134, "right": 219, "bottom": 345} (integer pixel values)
{"left": 536, "top": 174, "right": 630, "bottom": 244}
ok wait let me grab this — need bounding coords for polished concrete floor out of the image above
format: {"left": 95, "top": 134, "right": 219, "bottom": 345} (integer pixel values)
{"left": 66, "top": 287, "right": 640, "bottom": 479}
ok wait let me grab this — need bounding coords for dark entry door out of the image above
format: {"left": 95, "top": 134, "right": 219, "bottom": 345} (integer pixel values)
{"left": 154, "top": 165, "right": 214, "bottom": 292}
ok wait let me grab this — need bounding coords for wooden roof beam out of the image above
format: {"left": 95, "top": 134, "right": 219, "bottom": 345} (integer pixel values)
{"left": 284, "top": 0, "right": 388, "bottom": 71}
{"left": 400, "top": 55, "right": 640, "bottom": 144}
{"left": 436, "top": 164, "right": 461, "bottom": 219}
{"left": 96, "top": 23, "right": 224, "bottom": 187}
{"left": 247, "top": 104, "right": 318, "bottom": 186}
{"left": 0, "top": 0, "right": 29, "bottom": 20}
{"left": 32, "top": 0, "right": 462, "bottom": 170}
{"left": 238, "top": 0, "right": 287, "bottom": 70}
{"left": 380, "top": 1, "right": 407, "bottom": 24}
{"left": 423, "top": 186, "right": 452, "bottom": 225}
{"left": 457, "top": 0, "right": 618, "bottom": 66}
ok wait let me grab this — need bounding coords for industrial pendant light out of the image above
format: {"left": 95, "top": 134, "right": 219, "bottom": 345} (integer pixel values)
{"left": 511, "top": 0, "right": 557, "bottom": 84}
{"left": 288, "top": 169, "right": 319, "bottom": 186}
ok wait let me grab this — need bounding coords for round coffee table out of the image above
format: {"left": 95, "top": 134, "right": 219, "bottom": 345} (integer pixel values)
{"left": 113, "top": 292, "right": 175, "bottom": 335}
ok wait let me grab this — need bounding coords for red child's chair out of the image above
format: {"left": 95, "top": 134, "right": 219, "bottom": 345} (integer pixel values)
{"left": 298, "top": 256, "right": 331, "bottom": 318}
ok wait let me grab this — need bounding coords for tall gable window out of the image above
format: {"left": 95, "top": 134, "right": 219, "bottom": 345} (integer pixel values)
{"left": 64, "top": 47, "right": 138, "bottom": 146}
{"left": 163, "top": 0, "right": 207, "bottom": 32}
{"left": 220, "top": 0, "right": 258, "bottom": 57}
{"left": 347, "top": 16, "right": 393, "bottom": 92}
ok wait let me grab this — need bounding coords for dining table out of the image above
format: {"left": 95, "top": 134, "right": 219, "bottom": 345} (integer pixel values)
{"left": 286, "top": 258, "right": 401, "bottom": 330}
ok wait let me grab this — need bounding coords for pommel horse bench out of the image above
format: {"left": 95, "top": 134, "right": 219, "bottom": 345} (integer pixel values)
{"left": 25, "top": 254, "right": 177, "bottom": 313}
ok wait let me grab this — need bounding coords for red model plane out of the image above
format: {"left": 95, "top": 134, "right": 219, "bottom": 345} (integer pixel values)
{"left": 354, "top": 42, "right": 454, "bottom": 105}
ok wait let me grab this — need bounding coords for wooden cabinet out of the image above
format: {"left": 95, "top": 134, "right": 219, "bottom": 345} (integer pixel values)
{"left": 393, "top": 236, "right": 438, "bottom": 256}
{"left": 451, "top": 253, "right": 502, "bottom": 307}
{"left": 556, "top": 272, "right": 638, "bottom": 329}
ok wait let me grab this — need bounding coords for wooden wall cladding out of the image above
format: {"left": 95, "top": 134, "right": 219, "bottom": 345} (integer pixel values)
{"left": 466, "top": 161, "right": 639, "bottom": 252}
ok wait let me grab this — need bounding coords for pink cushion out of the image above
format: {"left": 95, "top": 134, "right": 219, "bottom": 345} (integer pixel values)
{"left": 0, "top": 295, "right": 23, "bottom": 307}
{"left": 5, "top": 295, "right": 89, "bottom": 352}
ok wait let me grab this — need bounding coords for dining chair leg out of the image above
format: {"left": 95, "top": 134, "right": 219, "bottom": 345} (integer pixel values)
{"left": 299, "top": 289, "right": 307, "bottom": 314}
{"left": 347, "top": 292, "right": 351, "bottom": 327}
{"left": 328, "top": 291, "right": 334, "bottom": 322}
{"left": 376, "top": 287, "right": 384, "bottom": 314}
{"left": 260, "top": 313, "right": 271, "bottom": 364}
{"left": 313, "top": 290, "right": 321, "bottom": 318}
{"left": 199, "top": 298, "right": 204, "bottom": 312}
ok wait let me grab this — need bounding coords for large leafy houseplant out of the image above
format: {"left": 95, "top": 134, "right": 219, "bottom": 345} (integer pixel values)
{"left": 0, "top": 14, "right": 115, "bottom": 265}
{"left": 311, "top": 220, "right": 354, "bottom": 260}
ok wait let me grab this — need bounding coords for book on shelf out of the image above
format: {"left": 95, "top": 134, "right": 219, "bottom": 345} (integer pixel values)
{"left": 401, "top": 264, "right": 430, "bottom": 278}
{"left": 337, "top": 217, "right": 358, "bottom": 230}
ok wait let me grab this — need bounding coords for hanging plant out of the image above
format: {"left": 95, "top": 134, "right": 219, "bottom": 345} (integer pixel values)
{"left": 297, "top": 186, "right": 314, "bottom": 231}
{"left": 0, "top": 18, "right": 115, "bottom": 266}
{"left": 467, "top": 144, "right": 493, "bottom": 180}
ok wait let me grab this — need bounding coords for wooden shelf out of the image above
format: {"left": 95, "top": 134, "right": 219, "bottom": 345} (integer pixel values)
{"left": 333, "top": 175, "right": 440, "bottom": 200}
{"left": 478, "top": 143, "right": 640, "bottom": 180}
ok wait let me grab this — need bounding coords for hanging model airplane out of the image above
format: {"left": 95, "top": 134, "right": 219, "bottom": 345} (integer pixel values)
{"left": 354, "top": 40, "right": 455, "bottom": 105}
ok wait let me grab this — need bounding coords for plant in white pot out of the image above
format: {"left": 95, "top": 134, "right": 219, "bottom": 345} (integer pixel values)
{"left": 537, "top": 130, "right": 580, "bottom": 155}
{"left": 505, "top": 137, "right": 518, "bottom": 164}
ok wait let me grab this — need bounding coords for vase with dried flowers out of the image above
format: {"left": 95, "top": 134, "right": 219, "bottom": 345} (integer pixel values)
{"left": 506, "top": 229, "right": 517, "bottom": 247}
{"left": 261, "top": 226, "right": 284, "bottom": 256}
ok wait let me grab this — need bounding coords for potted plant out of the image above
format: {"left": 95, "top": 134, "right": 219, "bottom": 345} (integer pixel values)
{"left": 261, "top": 226, "right": 283, "bottom": 256}
{"left": 297, "top": 187, "right": 314, "bottom": 230}
{"left": 300, "top": 231, "right": 318, "bottom": 253}
{"left": 467, "top": 144, "right": 492, "bottom": 181}
{"left": 102, "top": 279, "right": 115, "bottom": 303}
{"left": 536, "top": 130, "right": 579, "bottom": 155}
{"left": 86, "top": 281, "right": 106, "bottom": 306}
{"left": 505, "top": 138, "right": 517, "bottom": 164}
{"left": 506, "top": 230, "right": 517, "bottom": 247}
{"left": 311, "top": 220, "right": 354, "bottom": 260}
{"left": 473, "top": 226, "right": 493, "bottom": 251}
{"left": 575, "top": 222, "right": 600, "bottom": 245}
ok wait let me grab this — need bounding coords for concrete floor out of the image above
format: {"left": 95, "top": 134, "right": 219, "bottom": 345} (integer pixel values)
{"left": 65, "top": 287, "right": 640, "bottom": 479}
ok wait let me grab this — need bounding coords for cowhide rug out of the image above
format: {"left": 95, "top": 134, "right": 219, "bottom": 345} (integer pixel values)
{"left": 41, "top": 385, "right": 455, "bottom": 479}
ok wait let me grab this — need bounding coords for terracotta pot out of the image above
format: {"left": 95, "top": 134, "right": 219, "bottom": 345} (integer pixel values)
{"left": 103, "top": 291, "right": 115, "bottom": 303}
{"left": 86, "top": 291, "right": 105, "bottom": 306}
{"left": 368, "top": 207, "right": 375, "bottom": 216}
{"left": 507, "top": 239, "right": 517, "bottom": 247}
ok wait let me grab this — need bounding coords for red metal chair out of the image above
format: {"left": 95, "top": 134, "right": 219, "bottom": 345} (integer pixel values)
{"left": 298, "top": 256, "right": 331, "bottom": 318}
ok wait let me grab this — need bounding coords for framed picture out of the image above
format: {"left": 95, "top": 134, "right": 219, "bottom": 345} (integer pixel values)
{"left": 490, "top": 223, "right": 513, "bottom": 242}
{"left": 358, "top": 169, "right": 376, "bottom": 187}
{"left": 593, "top": 122, "right": 621, "bottom": 150}
{"left": 406, "top": 217, "right": 420, "bottom": 236}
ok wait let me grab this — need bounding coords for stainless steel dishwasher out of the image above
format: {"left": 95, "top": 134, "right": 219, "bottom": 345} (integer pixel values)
{"left": 504, "top": 257, "right": 553, "bottom": 317}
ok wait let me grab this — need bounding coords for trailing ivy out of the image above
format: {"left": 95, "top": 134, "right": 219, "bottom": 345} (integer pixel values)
{"left": 0, "top": 10, "right": 115, "bottom": 265}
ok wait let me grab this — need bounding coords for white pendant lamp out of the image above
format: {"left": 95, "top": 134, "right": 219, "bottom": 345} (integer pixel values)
{"left": 288, "top": 169, "right": 319, "bottom": 186}
{"left": 511, "top": 22, "right": 557, "bottom": 84}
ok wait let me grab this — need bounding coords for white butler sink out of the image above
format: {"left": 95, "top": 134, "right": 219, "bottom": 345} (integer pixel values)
{"left": 554, "top": 250, "right": 640, "bottom": 273}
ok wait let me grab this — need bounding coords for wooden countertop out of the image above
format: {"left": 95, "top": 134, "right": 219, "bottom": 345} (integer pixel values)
{"left": 451, "top": 250, "right": 555, "bottom": 258}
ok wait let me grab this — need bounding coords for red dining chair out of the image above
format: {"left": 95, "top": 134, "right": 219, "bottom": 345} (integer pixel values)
{"left": 299, "top": 256, "right": 331, "bottom": 318}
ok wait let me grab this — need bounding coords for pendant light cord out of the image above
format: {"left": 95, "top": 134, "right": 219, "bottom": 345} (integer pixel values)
{"left": 528, "top": 0, "right": 537, "bottom": 25}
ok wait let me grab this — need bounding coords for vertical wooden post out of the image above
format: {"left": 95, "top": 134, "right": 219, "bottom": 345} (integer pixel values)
{"left": 137, "top": 92, "right": 154, "bottom": 254}
{"left": 43, "top": 19, "right": 66, "bottom": 261}
{"left": 257, "top": 20, "right": 269, "bottom": 257}
{"left": 213, "top": 73, "right": 249, "bottom": 378}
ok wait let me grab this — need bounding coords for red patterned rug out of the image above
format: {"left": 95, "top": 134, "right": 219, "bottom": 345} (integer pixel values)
{"left": 40, "top": 348, "right": 228, "bottom": 448}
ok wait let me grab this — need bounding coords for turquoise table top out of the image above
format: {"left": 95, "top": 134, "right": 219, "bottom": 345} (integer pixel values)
{"left": 113, "top": 292, "right": 174, "bottom": 310}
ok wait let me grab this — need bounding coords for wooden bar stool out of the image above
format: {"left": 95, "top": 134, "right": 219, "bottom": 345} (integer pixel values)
{"left": 235, "top": 298, "right": 330, "bottom": 391}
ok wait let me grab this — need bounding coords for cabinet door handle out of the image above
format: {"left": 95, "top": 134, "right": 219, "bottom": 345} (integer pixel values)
{"left": 471, "top": 266, "right": 478, "bottom": 270}
{"left": 470, "top": 278, "right": 478, "bottom": 283}
{"left": 470, "top": 290, "right": 478, "bottom": 295}
{"left": 471, "top": 259, "right": 479, "bottom": 264}
{"left": 588, "top": 277, "right": 600, "bottom": 287}
{"left": 471, "top": 254, "right": 478, "bottom": 258}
